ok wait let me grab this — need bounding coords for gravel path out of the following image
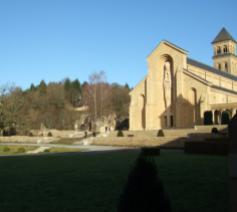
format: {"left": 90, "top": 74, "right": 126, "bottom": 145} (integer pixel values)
{"left": 0, "top": 142, "right": 134, "bottom": 152}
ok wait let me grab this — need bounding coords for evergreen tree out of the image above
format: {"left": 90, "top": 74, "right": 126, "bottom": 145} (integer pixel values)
{"left": 30, "top": 83, "right": 36, "bottom": 91}
{"left": 71, "top": 79, "right": 82, "bottom": 106}
{"left": 64, "top": 78, "right": 82, "bottom": 107}
{"left": 38, "top": 80, "right": 47, "bottom": 95}
{"left": 64, "top": 78, "right": 71, "bottom": 91}
{"left": 124, "top": 83, "right": 130, "bottom": 90}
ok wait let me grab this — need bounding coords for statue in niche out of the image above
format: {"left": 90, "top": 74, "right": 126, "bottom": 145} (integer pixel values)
{"left": 163, "top": 61, "right": 172, "bottom": 108}
{"left": 163, "top": 61, "right": 172, "bottom": 128}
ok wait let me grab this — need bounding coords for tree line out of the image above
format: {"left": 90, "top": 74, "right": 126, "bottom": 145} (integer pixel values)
{"left": 0, "top": 71, "right": 130, "bottom": 135}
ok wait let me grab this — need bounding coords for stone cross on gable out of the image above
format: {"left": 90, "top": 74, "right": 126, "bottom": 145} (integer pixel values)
{"left": 228, "top": 112, "right": 237, "bottom": 212}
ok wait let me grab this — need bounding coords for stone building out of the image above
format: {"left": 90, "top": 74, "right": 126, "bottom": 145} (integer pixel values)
{"left": 129, "top": 28, "right": 237, "bottom": 130}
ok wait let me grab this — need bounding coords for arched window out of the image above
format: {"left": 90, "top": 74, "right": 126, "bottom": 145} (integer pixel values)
{"left": 221, "top": 111, "right": 230, "bottom": 124}
{"left": 218, "top": 63, "right": 221, "bottom": 70}
{"left": 217, "top": 46, "right": 221, "bottom": 54}
{"left": 204, "top": 111, "right": 213, "bottom": 125}
{"left": 223, "top": 45, "right": 228, "bottom": 53}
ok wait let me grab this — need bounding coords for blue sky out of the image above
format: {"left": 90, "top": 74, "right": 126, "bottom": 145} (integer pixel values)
{"left": 0, "top": 0, "right": 237, "bottom": 89}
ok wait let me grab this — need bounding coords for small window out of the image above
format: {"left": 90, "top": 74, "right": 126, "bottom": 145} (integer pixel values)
{"left": 223, "top": 45, "right": 228, "bottom": 53}
{"left": 225, "top": 62, "right": 228, "bottom": 72}
{"left": 218, "top": 63, "right": 221, "bottom": 70}
{"left": 217, "top": 46, "right": 221, "bottom": 54}
{"left": 170, "top": 115, "right": 173, "bottom": 127}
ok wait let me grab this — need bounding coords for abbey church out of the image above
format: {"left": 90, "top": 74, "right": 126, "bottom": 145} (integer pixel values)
{"left": 129, "top": 28, "right": 237, "bottom": 130}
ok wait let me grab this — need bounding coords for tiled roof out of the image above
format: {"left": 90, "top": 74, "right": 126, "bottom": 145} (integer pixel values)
{"left": 212, "top": 27, "right": 236, "bottom": 44}
{"left": 187, "top": 58, "right": 237, "bottom": 81}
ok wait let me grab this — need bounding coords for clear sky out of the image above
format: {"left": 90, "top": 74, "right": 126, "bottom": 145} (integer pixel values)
{"left": 0, "top": 0, "right": 237, "bottom": 89}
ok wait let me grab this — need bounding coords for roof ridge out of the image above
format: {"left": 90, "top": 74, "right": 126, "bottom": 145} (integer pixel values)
{"left": 162, "top": 40, "right": 188, "bottom": 54}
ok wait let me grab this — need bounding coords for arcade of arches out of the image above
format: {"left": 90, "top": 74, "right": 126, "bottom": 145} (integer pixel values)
{"left": 204, "top": 103, "right": 237, "bottom": 125}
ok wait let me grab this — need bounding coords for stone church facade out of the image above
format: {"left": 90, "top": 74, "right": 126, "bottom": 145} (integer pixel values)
{"left": 129, "top": 28, "right": 237, "bottom": 130}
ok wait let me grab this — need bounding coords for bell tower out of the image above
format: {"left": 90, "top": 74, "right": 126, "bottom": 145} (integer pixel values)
{"left": 212, "top": 27, "right": 237, "bottom": 76}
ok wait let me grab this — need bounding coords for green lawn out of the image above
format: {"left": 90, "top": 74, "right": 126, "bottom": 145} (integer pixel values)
{"left": 0, "top": 145, "right": 37, "bottom": 155}
{"left": 0, "top": 150, "right": 228, "bottom": 212}
{"left": 46, "top": 147, "right": 84, "bottom": 153}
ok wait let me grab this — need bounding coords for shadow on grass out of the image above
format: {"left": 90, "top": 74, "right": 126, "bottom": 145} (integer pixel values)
{"left": 118, "top": 151, "right": 171, "bottom": 212}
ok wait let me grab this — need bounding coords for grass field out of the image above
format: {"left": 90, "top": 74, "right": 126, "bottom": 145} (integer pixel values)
{"left": 46, "top": 147, "right": 84, "bottom": 153}
{"left": 0, "top": 145, "right": 37, "bottom": 155}
{"left": 0, "top": 150, "right": 228, "bottom": 212}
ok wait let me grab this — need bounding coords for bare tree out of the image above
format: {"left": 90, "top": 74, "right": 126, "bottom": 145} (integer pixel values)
{"left": 88, "top": 71, "right": 107, "bottom": 121}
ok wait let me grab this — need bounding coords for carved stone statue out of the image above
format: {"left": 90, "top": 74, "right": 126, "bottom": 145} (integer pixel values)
{"left": 163, "top": 61, "right": 172, "bottom": 127}
{"left": 163, "top": 61, "right": 172, "bottom": 108}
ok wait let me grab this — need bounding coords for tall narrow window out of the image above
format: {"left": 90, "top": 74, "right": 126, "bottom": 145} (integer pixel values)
{"left": 164, "top": 116, "right": 167, "bottom": 128}
{"left": 218, "top": 63, "right": 221, "bottom": 70}
{"left": 170, "top": 115, "right": 173, "bottom": 127}
{"left": 223, "top": 45, "right": 228, "bottom": 53}
{"left": 225, "top": 62, "right": 228, "bottom": 72}
{"left": 217, "top": 46, "right": 221, "bottom": 54}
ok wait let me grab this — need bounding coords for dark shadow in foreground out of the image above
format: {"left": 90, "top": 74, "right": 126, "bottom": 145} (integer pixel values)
{"left": 117, "top": 152, "right": 172, "bottom": 212}
{"left": 228, "top": 113, "right": 237, "bottom": 212}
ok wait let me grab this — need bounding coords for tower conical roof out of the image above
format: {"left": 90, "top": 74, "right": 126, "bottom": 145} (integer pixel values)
{"left": 212, "top": 27, "right": 236, "bottom": 44}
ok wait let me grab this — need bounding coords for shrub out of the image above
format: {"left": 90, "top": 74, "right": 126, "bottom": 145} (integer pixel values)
{"left": 47, "top": 132, "right": 53, "bottom": 137}
{"left": 3, "top": 147, "right": 10, "bottom": 152}
{"left": 157, "top": 129, "right": 165, "bottom": 137}
{"left": 16, "top": 147, "right": 26, "bottom": 153}
{"left": 211, "top": 127, "right": 219, "bottom": 134}
{"left": 44, "top": 149, "right": 50, "bottom": 153}
{"left": 117, "top": 130, "right": 124, "bottom": 137}
{"left": 118, "top": 154, "right": 171, "bottom": 212}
